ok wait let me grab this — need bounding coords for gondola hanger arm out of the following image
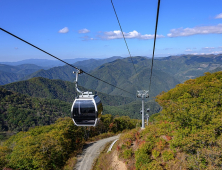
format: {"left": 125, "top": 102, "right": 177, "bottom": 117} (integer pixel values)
{"left": 73, "top": 69, "right": 84, "bottom": 95}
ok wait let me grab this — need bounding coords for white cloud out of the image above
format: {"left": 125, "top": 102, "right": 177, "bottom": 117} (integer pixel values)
{"left": 190, "top": 51, "right": 222, "bottom": 55}
{"left": 81, "top": 35, "right": 96, "bottom": 41}
{"left": 14, "top": 47, "right": 18, "bottom": 50}
{"left": 185, "top": 49, "right": 192, "bottom": 52}
{"left": 215, "top": 13, "right": 222, "bottom": 19}
{"left": 78, "top": 29, "right": 90, "bottom": 34}
{"left": 58, "top": 27, "right": 69, "bottom": 33}
{"left": 167, "top": 24, "right": 222, "bottom": 37}
{"left": 212, "top": 51, "right": 222, "bottom": 54}
{"left": 99, "top": 30, "right": 165, "bottom": 40}
{"left": 190, "top": 53, "right": 206, "bottom": 55}
{"left": 203, "top": 47, "right": 215, "bottom": 50}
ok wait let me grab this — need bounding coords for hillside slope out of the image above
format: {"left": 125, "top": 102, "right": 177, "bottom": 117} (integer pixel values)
{"left": 157, "top": 54, "right": 222, "bottom": 82}
{"left": 22, "top": 56, "right": 122, "bottom": 81}
{"left": 97, "top": 71, "right": 222, "bottom": 170}
{"left": 79, "top": 57, "right": 180, "bottom": 98}
{"left": 2, "top": 77, "right": 134, "bottom": 106}
{"left": 0, "top": 71, "right": 25, "bottom": 85}
{"left": 0, "top": 87, "right": 71, "bottom": 133}
{"left": 0, "top": 64, "right": 46, "bottom": 85}
{"left": 2, "top": 77, "right": 161, "bottom": 119}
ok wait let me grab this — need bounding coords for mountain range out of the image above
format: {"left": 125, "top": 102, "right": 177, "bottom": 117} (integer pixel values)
{"left": 0, "top": 56, "right": 122, "bottom": 85}
{"left": 0, "top": 58, "right": 89, "bottom": 67}
{"left": 0, "top": 64, "right": 44, "bottom": 85}
{"left": 1, "top": 54, "right": 222, "bottom": 134}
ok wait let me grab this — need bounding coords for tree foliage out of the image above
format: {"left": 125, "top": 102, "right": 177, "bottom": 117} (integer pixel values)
{"left": 0, "top": 114, "right": 139, "bottom": 169}
{"left": 113, "top": 71, "right": 222, "bottom": 169}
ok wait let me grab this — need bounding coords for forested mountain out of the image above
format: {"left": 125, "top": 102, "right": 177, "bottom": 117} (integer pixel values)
{"left": 21, "top": 56, "right": 122, "bottom": 81}
{"left": 156, "top": 54, "right": 222, "bottom": 82}
{"left": 98, "top": 71, "right": 222, "bottom": 170}
{"left": 2, "top": 77, "right": 133, "bottom": 106}
{"left": 0, "top": 85, "right": 140, "bottom": 137}
{"left": 211, "top": 66, "right": 222, "bottom": 73}
{"left": 0, "top": 64, "right": 45, "bottom": 85}
{"left": 19, "top": 55, "right": 222, "bottom": 99}
{"left": 2, "top": 77, "right": 162, "bottom": 118}
{"left": 0, "top": 57, "right": 122, "bottom": 85}
{"left": 73, "top": 56, "right": 122, "bottom": 72}
{"left": 104, "top": 100, "right": 160, "bottom": 119}
{"left": 78, "top": 57, "right": 180, "bottom": 98}
{"left": 0, "top": 71, "right": 25, "bottom": 85}
{"left": 0, "top": 87, "right": 71, "bottom": 133}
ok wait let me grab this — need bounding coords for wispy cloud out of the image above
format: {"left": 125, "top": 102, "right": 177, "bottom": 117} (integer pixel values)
{"left": 203, "top": 47, "right": 215, "bottom": 50}
{"left": 185, "top": 49, "right": 193, "bottom": 52}
{"left": 211, "top": 51, "right": 222, "bottom": 54}
{"left": 78, "top": 29, "right": 90, "bottom": 34}
{"left": 190, "top": 51, "right": 222, "bottom": 55}
{"left": 81, "top": 35, "right": 96, "bottom": 41}
{"left": 215, "top": 13, "right": 222, "bottom": 19}
{"left": 167, "top": 24, "right": 222, "bottom": 37}
{"left": 98, "top": 30, "right": 165, "bottom": 40}
{"left": 58, "top": 27, "right": 69, "bottom": 33}
{"left": 164, "top": 48, "right": 173, "bottom": 50}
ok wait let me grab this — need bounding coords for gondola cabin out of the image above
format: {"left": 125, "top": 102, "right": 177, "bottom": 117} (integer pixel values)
{"left": 71, "top": 92, "right": 103, "bottom": 126}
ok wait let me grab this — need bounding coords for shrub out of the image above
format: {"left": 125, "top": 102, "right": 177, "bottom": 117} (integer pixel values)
{"left": 162, "top": 150, "right": 174, "bottom": 162}
{"left": 135, "top": 153, "right": 151, "bottom": 170}
{"left": 0, "top": 146, "right": 11, "bottom": 169}
{"left": 152, "top": 149, "right": 160, "bottom": 159}
{"left": 122, "top": 148, "right": 133, "bottom": 159}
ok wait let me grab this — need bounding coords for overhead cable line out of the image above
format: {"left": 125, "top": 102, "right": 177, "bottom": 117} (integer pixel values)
{"left": 0, "top": 27, "right": 135, "bottom": 96}
{"left": 111, "top": 0, "right": 139, "bottom": 79}
{"left": 149, "top": 0, "right": 161, "bottom": 91}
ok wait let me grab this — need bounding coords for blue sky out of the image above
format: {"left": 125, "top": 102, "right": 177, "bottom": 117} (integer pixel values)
{"left": 1, "top": 0, "right": 222, "bottom": 62}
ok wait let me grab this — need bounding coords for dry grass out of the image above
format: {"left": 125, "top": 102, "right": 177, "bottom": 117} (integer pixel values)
{"left": 63, "top": 155, "right": 77, "bottom": 170}
{"left": 92, "top": 141, "right": 114, "bottom": 170}
{"left": 87, "top": 132, "right": 115, "bottom": 143}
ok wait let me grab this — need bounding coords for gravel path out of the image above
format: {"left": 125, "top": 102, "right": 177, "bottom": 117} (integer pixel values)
{"left": 74, "top": 135, "right": 120, "bottom": 170}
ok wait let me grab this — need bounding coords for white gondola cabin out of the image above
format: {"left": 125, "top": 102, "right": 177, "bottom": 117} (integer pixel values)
{"left": 71, "top": 92, "right": 103, "bottom": 126}
{"left": 71, "top": 70, "right": 103, "bottom": 126}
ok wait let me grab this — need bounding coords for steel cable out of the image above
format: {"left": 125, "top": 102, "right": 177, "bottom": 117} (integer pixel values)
{"left": 111, "top": 0, "right": 139, "bottom": 80}
{"left": 0, "top": 27, "right": 135, "bottom": 95}
{"left": 149, "top": 0, "right": 161, "bottom": 91}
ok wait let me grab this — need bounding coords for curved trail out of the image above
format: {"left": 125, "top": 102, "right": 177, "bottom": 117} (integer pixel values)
{"left": 74, "top": 135, "right": 120, "bottom": 170}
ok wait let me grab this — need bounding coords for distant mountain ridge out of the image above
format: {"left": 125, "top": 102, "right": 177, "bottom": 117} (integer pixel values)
{"left": 21, "top": 56, "right": 123, "bottom": 82}
{"left": 78, "top": 57, "right": 180, "bottom": 98}
{"left": 2, "top": 54, "right": 222, "bottom": 93}
{"left": 154, "top": 54, "right": 222, "bottom": 82}
{"left": 0, "top": 64, "right": 45, "bottom": 85}
{"left": 0, "top": 56, "right": 122, "bottom": 85}
{"left": 0, "top": 58, "right": 89, "bottom": 67}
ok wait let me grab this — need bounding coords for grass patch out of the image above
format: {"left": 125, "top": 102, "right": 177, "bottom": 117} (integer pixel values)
{"left": 87, "top": 132, "right": 116, "bottom": 143}
{"left": 92, "top": 141, "right": 114, "bottom": 170}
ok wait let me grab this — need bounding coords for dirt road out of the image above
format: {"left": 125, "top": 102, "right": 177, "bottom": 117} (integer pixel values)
{"left": 74, "top": 135, "right": 120, "bottom": 170}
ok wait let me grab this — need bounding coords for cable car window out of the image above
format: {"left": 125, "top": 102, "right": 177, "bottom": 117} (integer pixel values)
{"left": 73, "top": 100, "right": 95, "bottom": 116}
